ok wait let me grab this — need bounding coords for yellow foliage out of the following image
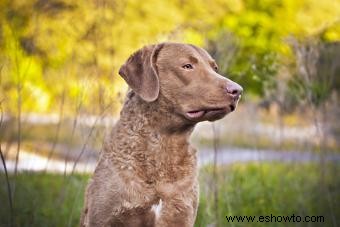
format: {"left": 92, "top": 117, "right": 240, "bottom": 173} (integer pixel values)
{"left": 1, "top": 0, "right": 339, "bottom": 114}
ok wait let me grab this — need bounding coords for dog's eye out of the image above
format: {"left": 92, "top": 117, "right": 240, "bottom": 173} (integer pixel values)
{"left": 182, "top": 64, "right": 193, "bottom": 70}
{"left": 214, "top": 66, "right": 218, "bottom": 72}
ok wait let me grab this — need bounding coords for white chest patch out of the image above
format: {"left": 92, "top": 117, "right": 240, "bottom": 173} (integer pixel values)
{"left": 151, "top": 199, "right": 163, "bottom": 220}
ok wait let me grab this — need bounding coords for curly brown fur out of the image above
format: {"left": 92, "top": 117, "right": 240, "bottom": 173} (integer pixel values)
{"left": 80, "top": 43, "right": 242, "bottom": 227}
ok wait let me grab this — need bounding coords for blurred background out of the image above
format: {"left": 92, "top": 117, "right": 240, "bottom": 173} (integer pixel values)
{"left": 0, "top": 0, "right": 339, "bottom": 226}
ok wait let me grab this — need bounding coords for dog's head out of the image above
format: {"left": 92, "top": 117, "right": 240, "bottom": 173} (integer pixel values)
{"left": 119, "top": 42, "right": 243, "bottom": 122}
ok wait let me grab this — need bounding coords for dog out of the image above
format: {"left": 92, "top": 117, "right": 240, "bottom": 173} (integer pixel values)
{"left": 80, "top": 42, "right": 242, "bottom": 227}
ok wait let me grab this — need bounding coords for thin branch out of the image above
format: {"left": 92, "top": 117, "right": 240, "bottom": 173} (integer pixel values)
{"left": 14, "top": 82, "right": 21, "bottom": 176}
{"left": 0, "top": 102, "right": 14, "bottom": 227}
{"left": 70, "top": 101, "right": 114, "bottom": 175}
{"left": 212, "top": 122, "right": 220, "bottom": 224}
{"left": 44, "top": 90, "right": 65, "bottom": 173}
{"left": 64, "top": 87, "right": 84, "bottom": 177}
{"left": 66, "top": 178, "right": 87, "bottom": 227}
{"left": 8, "top": 21, "right": 33, "bottom": 177}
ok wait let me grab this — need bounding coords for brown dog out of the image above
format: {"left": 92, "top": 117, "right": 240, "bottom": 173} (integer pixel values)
{"left": 80, "top": 42, "right": 242, "bottom": 227}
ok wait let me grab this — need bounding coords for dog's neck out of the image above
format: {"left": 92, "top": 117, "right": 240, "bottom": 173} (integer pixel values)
{"left": 105, "top": 91, "right": 197, "bottom": 182}
{"left": 120, "top": 91, "right": 196, "bottom": 136}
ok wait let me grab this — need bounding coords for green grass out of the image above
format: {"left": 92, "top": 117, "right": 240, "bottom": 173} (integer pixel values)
{"left": 1, "top": 162, "right": 339, "bottom": 227}
{"left": 0, "top": 173, "right": 89, "bottom": 227}
{"left": 196, "top": 163, "right": 340, "bottom": 227}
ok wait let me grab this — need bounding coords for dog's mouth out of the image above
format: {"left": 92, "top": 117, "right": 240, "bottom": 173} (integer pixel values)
{"left": 186, "top": 105, "right": 235, "bottom": 120}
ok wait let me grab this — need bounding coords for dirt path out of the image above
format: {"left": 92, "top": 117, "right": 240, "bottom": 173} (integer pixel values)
{"left": 198, "top": 147, "right": 340, "bottom": 166}
{"left": 1, "top": 147, "right": 340, "bottom": 173}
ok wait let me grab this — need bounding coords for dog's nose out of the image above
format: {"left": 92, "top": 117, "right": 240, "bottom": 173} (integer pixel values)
{"left": 226, "top": 81, "right": 243, "bottom": 96}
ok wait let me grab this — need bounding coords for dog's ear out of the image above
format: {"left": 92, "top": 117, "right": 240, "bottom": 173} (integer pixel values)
{"left": 118, "top": 44, "right": 164, "bottom": 102}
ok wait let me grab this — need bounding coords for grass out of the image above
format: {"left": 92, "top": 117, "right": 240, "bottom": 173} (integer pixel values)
{"left": 197, "top": 162, "right": 339, "bottom": 227}
{"left": 0, "top": 173, "right": 89, "bottom": 227}
{"left": 0, "top": 162, "right": 339, "bottom": 227}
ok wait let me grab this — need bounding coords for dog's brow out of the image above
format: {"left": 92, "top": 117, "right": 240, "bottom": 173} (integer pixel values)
{"left": 189, "top": 56, "right": 199, "bottom": 63}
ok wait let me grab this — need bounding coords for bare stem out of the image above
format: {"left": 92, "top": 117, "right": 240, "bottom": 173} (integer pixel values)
{"left": 44, "top": 90, "right": 65, "bottom": 173}
{"left": 63, "top": 91, "right": 83, "bottom": 177}
{"left": 70, "top": 101, "right": 114, "bottom": 175}
{"left": 212, "top": 122, "right": 220, "bottom": 224}
{"left": 0, "top": 102, "right": 14, "bottom": 227}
